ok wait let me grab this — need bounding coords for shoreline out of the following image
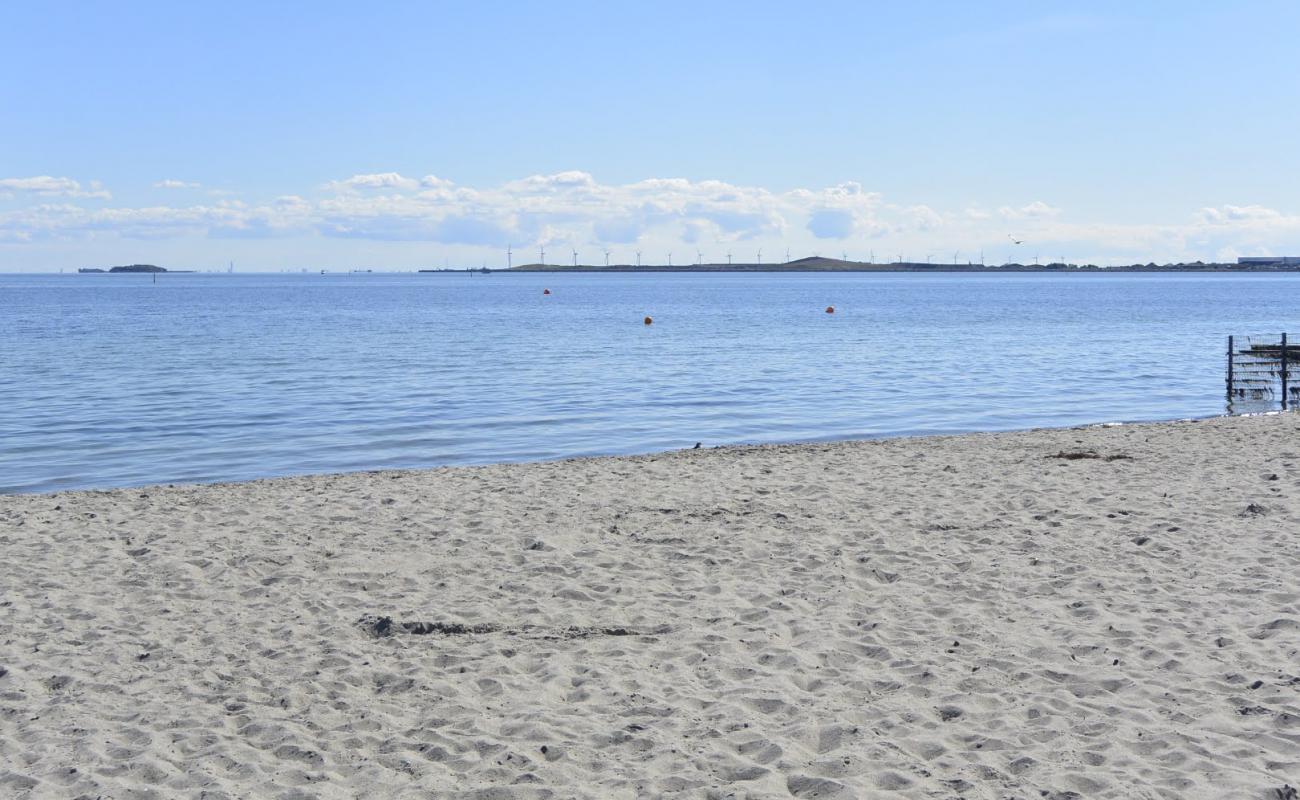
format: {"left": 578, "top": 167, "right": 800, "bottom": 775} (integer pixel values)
{"left": 2, "top": 413, "right": 1297, "bottom": 797}
{"left": 5, "top": 411, "right": 1247, "bottom": 497}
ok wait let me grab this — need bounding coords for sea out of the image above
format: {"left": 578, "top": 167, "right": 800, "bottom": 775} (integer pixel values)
{"left": 2, "top": 270, "right": 1296, "bottom": 493}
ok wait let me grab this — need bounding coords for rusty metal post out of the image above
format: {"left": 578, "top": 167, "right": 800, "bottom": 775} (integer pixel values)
{"left": 1282, "top": 332, "right": 1289, "bottom": 411}
{"left": 1227, "top": 335, "right": 1234, "bottom": 401}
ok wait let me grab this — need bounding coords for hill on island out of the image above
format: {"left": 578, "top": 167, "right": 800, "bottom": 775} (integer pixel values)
{"left": 108, "top": 264, "right": 168, "bottom": 273}
{"left": 78, "top": 264, "right": 170, "bottom": 273}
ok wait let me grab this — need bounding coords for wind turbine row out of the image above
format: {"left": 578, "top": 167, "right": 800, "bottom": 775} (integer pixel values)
{"left": 504, "top": 240, "right": 1025, "bottom": 269}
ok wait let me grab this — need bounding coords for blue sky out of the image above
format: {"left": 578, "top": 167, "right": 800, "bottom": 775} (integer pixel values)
{"left": 3, "top": 1, "right": 1299, "bottom": 270}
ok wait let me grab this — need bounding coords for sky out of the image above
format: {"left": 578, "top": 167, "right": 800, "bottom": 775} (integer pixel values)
{"left": 3, "top": 0, "right": 1300, "bottom": 271}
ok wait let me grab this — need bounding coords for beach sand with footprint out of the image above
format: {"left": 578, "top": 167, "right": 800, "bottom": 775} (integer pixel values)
{"left": 1, "top": 414, "right": 1298, "bottom": 798}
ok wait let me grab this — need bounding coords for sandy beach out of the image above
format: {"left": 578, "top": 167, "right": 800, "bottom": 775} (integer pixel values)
{"left": 1, "top": 413, "right": 1297, "bottom": 799}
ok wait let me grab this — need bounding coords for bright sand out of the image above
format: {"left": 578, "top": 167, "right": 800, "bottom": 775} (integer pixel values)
{"left": 1, "top": 414, "right": 1298, "bottom": 799}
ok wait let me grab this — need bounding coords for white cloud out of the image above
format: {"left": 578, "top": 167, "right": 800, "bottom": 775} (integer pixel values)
{"left": 506, "top": 171, "right": 598, "bottom": 193}
{"left": 1, "top": 176, "right": 80, "bottom": 194}
{"left": 1196, "top": 204, "right": 1285, "bottom": 224}
{"left": 904, "top": 205, "right": 944, "bottom": 231}
{"left": 998, "top": 201, "right": 1060, "bottom": 220}
{"left": 807, "top": 209, "right": 855, "bottom": 239}
{"left": 8, "top": 170, "right": 1300, "bottom": 267}
{"left": 0, "top": 176, "right": 110, "bottom": 199}
{"left": 327, "top": 172, "right": 421, "bottom": 192}
{"left": 154, "top": 179, "right": 200, "bottom": 189}
{"left": 1215, "top": 245, "right": 1242, "bottom": 262}
{"left": 803, "top": 183, "right": 891, "bottom": 240}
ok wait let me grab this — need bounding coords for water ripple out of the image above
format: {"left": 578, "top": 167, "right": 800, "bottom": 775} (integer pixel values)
{"left": 3, "top": 271, "right": 1298, "bottom": 492}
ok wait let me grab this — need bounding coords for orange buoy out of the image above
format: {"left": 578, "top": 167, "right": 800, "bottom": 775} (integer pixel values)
{"left": 543, "top": 288, "right": 551, "bottom": 295}
{"left": 825, "top": 305, "right": 835, "bottom": 314}
{"left": 643, "top": 316, "right": 653, "bottom": 325}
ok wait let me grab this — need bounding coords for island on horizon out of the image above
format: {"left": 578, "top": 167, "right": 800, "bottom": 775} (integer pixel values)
{"left": 493, "top": 255, "right": 1300, "bottom": 273}
{"left": 77, "top": 264, "right": 192, "bottom": 274}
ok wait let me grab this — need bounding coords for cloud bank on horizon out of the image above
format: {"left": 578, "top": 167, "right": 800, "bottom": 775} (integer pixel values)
{"left": 1, "top": 170, "right": 1296, "bottom": 269}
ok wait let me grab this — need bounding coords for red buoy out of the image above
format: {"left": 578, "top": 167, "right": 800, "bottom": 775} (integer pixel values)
{"left": 825, "top": 305, "right": 835, "bottom": 314}
{"left": 644, "top": 316, "right": 653, "bottom": 325}
{"left": 543, "top": 288, "right": 551, "bottom": 295}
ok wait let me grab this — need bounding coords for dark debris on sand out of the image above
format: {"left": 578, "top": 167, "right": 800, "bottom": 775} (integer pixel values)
{"left": 1047, "top": 451, "right": 1133, "bottom": 462}
{"left": 357, "top": 614, "right": 667, "bottom": 640}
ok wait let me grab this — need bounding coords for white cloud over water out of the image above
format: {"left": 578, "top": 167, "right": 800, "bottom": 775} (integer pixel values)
{"left": 4, "top": 171, "right": 1300, "bottom": 266}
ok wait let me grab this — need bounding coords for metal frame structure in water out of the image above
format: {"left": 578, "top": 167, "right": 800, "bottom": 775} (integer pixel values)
{"left": 1227, "top": 333, "right": 1296, "bottom": 411}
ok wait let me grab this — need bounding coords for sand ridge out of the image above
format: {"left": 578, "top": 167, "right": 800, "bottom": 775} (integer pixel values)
{"left": 1, "top": 415, "right": 1298, "bottom": 798}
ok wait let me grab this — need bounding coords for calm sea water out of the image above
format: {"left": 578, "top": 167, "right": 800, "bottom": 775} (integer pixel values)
{"left": 2, "top": 271, "right": 1296, "bottom": 493}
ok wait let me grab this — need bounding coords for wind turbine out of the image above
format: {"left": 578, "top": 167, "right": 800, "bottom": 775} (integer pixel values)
{"left": 668, "top": 251, "right": 672, "bottom": 267}
{"left": 953, "top": 251, "right": 960, "bottom": 265}
{"left": 604, "top": 248, "right": 611, "bottom": 267}
{"left": 757, "top": 248, "right": 762, "bottom": 265}
{"left": 572, "top": 248, "right": 578, "bottom": 267}
{"left": 507, "top": 244, "right": 512, "bottom": 270}
{"left": 726, "top": 251, "right": 732, "bottom": 265}
{"left": 539, "top": 246, "right": 545, "bottom": 266}
{"left": 842, "top": 251, "right": 848, "bottom": 262}
{"left": 636, "top": 250, "right": 642, "bottom": 267}
{"left": 786, "top": 247, "right": 791, "bottom": 263}
{"left": 696, "top": 250, "right": 702, "bottom": 266}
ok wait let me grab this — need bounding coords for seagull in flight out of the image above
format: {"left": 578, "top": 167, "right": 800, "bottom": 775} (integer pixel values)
{"left": 1007, "top": 234, "right": 1025, "bottom": 245}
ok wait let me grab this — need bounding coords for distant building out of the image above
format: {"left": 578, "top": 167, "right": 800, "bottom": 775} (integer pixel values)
{"left": 1238, "top": 256, "right": 1300, "bottom": 265}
